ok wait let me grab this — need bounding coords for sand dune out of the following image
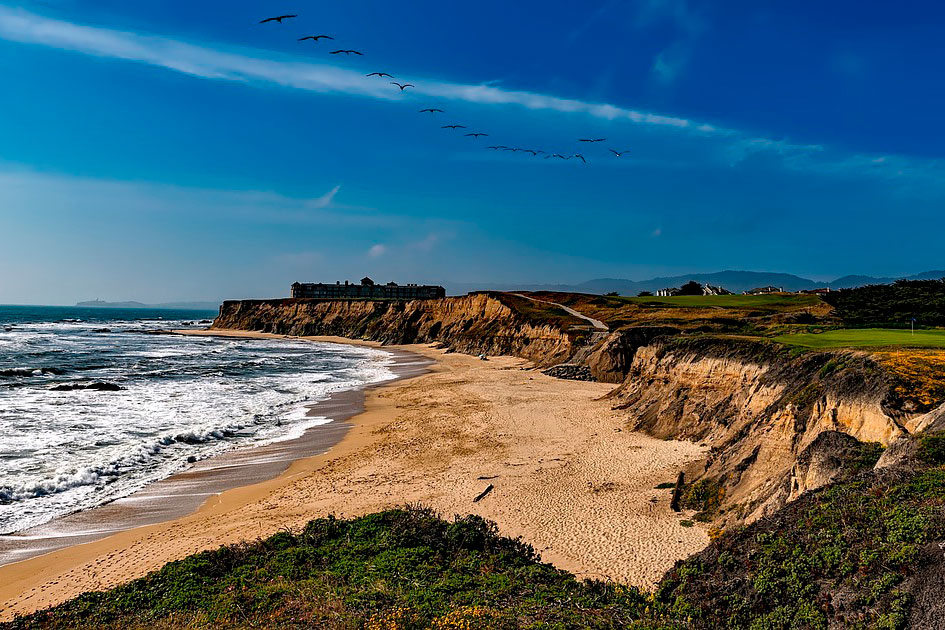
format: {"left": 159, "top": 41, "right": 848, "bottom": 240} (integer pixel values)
{"left": 0, "top": 335, "right": 708, "bottom": 619}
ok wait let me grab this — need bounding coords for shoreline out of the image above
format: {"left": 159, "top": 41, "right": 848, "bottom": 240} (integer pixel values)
{"left": 0, "top": 333, "right": 431, "bottom": 610}
{"left": 0, "top": 332, "right": 709, "bottom": 620}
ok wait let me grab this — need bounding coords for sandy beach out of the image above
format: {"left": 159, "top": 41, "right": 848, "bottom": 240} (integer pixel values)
{"left": 0, "top": 332, "right": 709, "bottom": 620}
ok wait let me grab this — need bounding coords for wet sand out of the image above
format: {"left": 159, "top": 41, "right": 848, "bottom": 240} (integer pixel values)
{"left": 0, "top": 345, "right": 429, "bottom": 568}
{"left": 0, "top": 333, "right": 709, "bottom": 620}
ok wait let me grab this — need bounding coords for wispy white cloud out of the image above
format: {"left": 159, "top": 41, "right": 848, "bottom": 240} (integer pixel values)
{"left": 408, "top": 232, "right": 446, "bottom": 253}
{"left": 0, "top": 167, "right": 390, "bottom": 227}
{"left": 0, "top": 5, "right": 715, "bottom": 134}
{"left": 0, "top": 5, "right": 942, "bottom": 190}
{"left": 307, "top": 185, "right": 341, "bottom": 209}
{"left": 636, "top": 0, "right": 705, "bottom": 85}
{"left": 367, "top": 244, "right": 387, "bottom": 258}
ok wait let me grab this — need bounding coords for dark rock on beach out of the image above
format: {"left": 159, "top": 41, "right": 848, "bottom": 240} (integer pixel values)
{"left": 542, "top": 364, "right": 596, "bottom": 381}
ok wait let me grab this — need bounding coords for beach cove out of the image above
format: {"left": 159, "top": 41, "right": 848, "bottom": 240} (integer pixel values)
{"left": 0, "top": 332, "right": 708, "bottom": 620}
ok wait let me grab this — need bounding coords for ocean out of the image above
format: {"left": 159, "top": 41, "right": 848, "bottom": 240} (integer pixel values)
{"left": 0, "top": 305, "right": 395, "bottom": 535}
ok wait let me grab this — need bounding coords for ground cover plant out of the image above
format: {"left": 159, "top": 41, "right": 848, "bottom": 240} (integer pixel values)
{"left": 9, "top": 437, "right": 945, "bottom": 630}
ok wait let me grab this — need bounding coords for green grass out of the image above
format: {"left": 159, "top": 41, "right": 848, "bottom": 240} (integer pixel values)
{"left": 621, "top": 294, "right": 822, "bottom": 310}
{"left": 774, "top": 328, "right": 945, "bottom": 349}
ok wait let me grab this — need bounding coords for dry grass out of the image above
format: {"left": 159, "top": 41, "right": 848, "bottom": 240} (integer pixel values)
{"left": 516, "top": 291, "right": 831, "bottom": 332}
{"left": 875, "top": 349, "right": 945, "bottom": 412}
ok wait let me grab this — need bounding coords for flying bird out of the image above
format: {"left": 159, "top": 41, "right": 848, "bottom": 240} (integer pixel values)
{"left": 441, "top": 125, "right": 466, "bottom": 130}
{"left": 521, "top": 149, "right": 538, "bottom": 156}
{"left": 366, "top": 72, "right": 394, "bottom": 78}
{"left": 545, "top": 153, "right": 567, "bottom": 160}
{"left": 609, "top": 149, "right": 630, "bottom": 157}
{"left": 486, "top": 145, "right": 507, "bottom": 150}
{"left": 298, "top": 35, "right": 333, "bottom": 41}
{"left": 259, "top": 15, "right": 297, "bottom": 24}
{"left": 418, "top": 108, "right": 444, "bottom": 113}
{"left": 391, "top": 82, "right": 415, "bottom": 91}
{"left": 578, "top": 138, "right": 606, "bottom": 143}
{"left": 572, "top": 153, "right": 587, "bottom": 164}
{"left": 465, "top": 133, "right": 489, "bottom": 138}
{"left": 330, "top": 49, "right": 363, "bottom": 55}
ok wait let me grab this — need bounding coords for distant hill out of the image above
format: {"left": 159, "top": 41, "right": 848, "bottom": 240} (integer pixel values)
{"left": 76, "top": 299, "right": 220, "bottom": 311}
{"left": 445, "top": 270, "right": 945, "bottom": 296}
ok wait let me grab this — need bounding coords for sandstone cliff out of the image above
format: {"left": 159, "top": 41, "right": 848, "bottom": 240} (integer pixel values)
{"left": 606, "top": 337, "right": 935, "bottom": 523}
{"left": 212, "top": 297, "right": 942, "bottom": 524}
{"left": 212, "top": 295, "right": 578, "bottom": 366}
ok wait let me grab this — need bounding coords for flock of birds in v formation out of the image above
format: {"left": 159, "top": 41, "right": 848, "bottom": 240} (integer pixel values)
{"left": 260, "top": 13, "right": 631, "bottom": 164}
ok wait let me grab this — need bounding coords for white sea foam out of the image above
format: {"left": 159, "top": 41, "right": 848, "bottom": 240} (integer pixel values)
{"left": 0, "top": 311, "right": 395, "bottom": 534}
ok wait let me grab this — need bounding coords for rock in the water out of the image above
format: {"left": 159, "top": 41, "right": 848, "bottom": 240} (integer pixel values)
{"left": 50, "top": 381, "right": 124, "bottom": 392}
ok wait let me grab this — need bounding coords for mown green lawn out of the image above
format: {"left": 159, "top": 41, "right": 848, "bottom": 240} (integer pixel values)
{"left": 774, "top": 328, "right": 945, "bottom": 348}
{"left": 623, "top": 294, "right": 821, "bottom": 310}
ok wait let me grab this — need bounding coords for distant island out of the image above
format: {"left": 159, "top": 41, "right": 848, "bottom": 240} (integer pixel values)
{"left": 76, "top": 299, "right": 220, "bottom": 310}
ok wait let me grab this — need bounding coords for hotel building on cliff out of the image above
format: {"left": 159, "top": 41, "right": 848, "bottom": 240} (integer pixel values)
{"left": 291, "top": 277, "right": 446, "bottom": 300}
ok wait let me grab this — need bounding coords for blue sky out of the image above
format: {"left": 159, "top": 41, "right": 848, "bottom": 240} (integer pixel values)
{"left": 2, "top": 0, "right": 945, "bottom": 303}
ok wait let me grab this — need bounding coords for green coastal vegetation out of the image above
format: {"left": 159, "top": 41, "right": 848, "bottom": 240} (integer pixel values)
{"left": 773, "top": 328, "right": 945, "bottom": 349}
{"left": 7, "top": 436, "right": 944, "bottom": 629}
{"left": 621, "top": 294, "right": 821, "bottom": 310}
{"left": 503, "top": 280, "right": 945, "bottom": 352}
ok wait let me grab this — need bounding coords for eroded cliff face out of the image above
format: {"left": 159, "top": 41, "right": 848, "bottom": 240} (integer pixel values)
{"left": 608, "top": 338, "right": 921, "bottom": 523}
{"left": 213, "top": 298, "right": 938, "bottom": 522}
{"left": 212, "top": 295, "right": 576, "bottom": 366}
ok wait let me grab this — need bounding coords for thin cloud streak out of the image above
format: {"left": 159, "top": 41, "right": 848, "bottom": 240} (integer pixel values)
{"left": 0, "top": 5, "right": 942, "bottom": 189}
{"left": 0, "top": 5, "right": 720, "bottom": 134}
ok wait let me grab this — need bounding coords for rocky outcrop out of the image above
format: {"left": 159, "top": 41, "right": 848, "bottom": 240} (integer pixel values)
{"left": 541, "top": 365, "right": 595, "bottom": 381}
{"left": 212, "top": 295, "right": 576, "bottom": 366}
{"left": 607, "top": 337, "right": 927, "bottom": 523}
{"left": 581, "top": 327, "right": 680, "bottom": 383}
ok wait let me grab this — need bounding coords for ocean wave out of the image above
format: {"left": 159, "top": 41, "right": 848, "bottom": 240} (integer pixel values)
{"left": 0, "top": 367, "right": 65, "bottom": 377}
{"left": 0, "top": 321, "right": 396, "bottom": 534}
{"left": 0, "top": 421, "right": 256, "bottom": 506}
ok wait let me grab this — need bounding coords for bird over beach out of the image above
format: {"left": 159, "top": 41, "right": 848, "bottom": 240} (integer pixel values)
{"left": 250, "top": 11, "right": 620, "bottom": 168}
{"left": 259, "top": 15, "right": 297, "bottom": 24}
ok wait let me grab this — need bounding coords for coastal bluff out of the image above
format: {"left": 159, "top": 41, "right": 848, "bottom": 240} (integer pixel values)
{"left": 211, "top": 294, "right": 577, "bottom": 366}
{"left": 213, "top": 295, "right": 945, "bottom": 527}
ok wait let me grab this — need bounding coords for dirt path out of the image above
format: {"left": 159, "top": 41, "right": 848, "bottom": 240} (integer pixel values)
{"left": 513, "top": 294, "right": 609, "bottom": 331}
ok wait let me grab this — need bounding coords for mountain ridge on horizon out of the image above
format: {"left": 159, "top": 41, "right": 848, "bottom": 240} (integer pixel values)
{"left": 72, "top": 270, "right": 945, "bottom": 305}
{"left": 446, "top": 269, "right": 945, "bottom": 296}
